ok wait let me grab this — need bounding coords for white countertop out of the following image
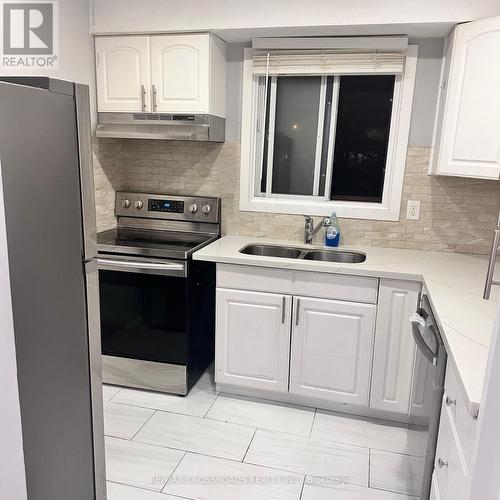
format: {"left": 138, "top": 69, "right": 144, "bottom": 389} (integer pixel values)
{"left": 194, "top": 235, "right": 500, "bottom": 417}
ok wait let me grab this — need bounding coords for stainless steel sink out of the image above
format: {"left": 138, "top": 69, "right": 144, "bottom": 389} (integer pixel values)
{"left": 302, "top": 249, "right": 366, "bottom": 263}
{"left": 239, "top": 243, "right": 366, "bottom": 263}
{"left": 239, "top": 244, "right": 303, "bottom": 259}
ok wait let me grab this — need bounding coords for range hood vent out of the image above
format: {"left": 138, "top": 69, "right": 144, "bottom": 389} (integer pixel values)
{"left": 95, "top": 113, "right": 225, "bottom": 142}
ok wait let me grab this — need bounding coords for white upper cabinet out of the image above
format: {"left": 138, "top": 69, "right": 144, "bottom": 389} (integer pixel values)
{"left": 370, "top": 280, "right": 421, "bottom": 414}
{"left": 95, "top": 33, "right": 226, "bottom": 116}
{"left": 95, "top": 36, "right": 150, "bottom": 112}
{"left": 215, "top": 288, "right": 291, "bottom": 393}
{"left": 150, "top": 34, "right": 210, "bottom": 113}
{"left": 289, "top": 296, "right": 376, "bottom": 406}
{"left": 430, "top": 16, "right": 500, "bottom": 180}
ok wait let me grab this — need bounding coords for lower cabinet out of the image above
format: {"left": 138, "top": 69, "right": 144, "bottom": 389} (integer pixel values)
{"left": 214, "top": 265, "right": 422, "bottom": 415}
{"left": 289, "top": 296, "right": 376, "bottom": 406}
{"left": 370, "top": 280, "right": 421, "bottom": 413}
{"left": 215, "top": 288, "right": 291, "bottom": 393}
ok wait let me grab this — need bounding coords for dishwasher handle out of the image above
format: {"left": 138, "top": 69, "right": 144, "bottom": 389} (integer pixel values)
{"left": 410, "top": 312, "right": 438, "bottom": 366}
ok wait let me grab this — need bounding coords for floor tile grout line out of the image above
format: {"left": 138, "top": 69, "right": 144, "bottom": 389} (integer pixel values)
{"left": 202, "top": 391, "right": 220, "bottom": 418}
{"left": 130, "top": 409, "right": 157, "bottom": 441}
{"left": 368, "top": 448, "right": 371, "bottom": 488}
{"left": 107, "top": 479, "right": 192, "bottom": 500}
{"left": 298, "top": 475, "right": 306, "bottom": 500}
{"left": 308, "top": 408, "right": 318, "bottom": 438}
{"left": 161, "top": 450, "right": 188, "bottom": 492}
{"left": 241, "top": 427, "right": 257, "bottom": 463}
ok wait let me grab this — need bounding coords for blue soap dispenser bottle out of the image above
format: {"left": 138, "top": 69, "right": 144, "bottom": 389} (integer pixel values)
{"left": 325, "top": 212, "right": 341, "bottom": 247}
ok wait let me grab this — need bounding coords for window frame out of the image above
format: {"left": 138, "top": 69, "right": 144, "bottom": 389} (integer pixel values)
{"left": 239, "top": 45, "right": 419, "bottom": 221}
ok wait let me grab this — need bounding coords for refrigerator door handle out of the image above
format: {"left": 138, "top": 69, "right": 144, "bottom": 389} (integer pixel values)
{"left": 410, "top": 313, "right": 438, "bottom": 366}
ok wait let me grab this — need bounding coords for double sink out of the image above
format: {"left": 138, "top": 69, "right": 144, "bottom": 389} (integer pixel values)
{"left": 240, "top": 244, "right": 366, "bottom": 264}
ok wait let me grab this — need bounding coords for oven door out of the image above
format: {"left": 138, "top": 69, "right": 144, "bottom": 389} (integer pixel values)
{"left": 97, "top": 255, "right": 190, "bottom": 392}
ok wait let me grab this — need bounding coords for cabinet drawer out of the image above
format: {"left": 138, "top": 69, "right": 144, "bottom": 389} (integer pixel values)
{"left": 434, "top": 397, "right": 470, "bottom": 500}
{"left": 217, "top": 264, "right": 293, "bottom": 294}
{"left": 293, "top": 271, "right": 378, "bottom": 304}
{"left": 444, "top": 363, "right": 477, "bottom": 469}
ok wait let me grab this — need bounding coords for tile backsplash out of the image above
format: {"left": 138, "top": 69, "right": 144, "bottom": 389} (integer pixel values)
{"left": 94, "top": 139, "right": 500, "bottom": 255}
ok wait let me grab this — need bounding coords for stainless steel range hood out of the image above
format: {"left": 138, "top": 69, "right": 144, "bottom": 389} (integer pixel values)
{"left": 95, "top": 113, "right": 225, "bottom": 142}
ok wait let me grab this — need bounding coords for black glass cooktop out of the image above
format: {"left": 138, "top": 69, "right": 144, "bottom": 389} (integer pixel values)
{"left": 97, "top": 228, "right": 216, "bottom": 259}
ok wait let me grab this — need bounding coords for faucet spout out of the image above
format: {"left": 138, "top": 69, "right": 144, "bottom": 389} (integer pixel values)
{"left": 303, "top": 215, "right": 331, "bottom": 244}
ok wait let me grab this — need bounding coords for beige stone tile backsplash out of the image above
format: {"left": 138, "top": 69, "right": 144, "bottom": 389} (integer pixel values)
{"left": 93, "top": 139, "right": 500, "bottom": 255}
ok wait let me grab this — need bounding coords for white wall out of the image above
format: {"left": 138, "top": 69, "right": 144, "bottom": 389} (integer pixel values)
{"left": 0, "top": 160, "right": 27, "bottom": 500}
{"left": 469, "top": 296, "right": 500, "bottom": 500}
{"left": 1, "top": 0, "right": 93, "bottom": 85}
{"left": 90, "top": 0, "right": 500, "bottom": 36}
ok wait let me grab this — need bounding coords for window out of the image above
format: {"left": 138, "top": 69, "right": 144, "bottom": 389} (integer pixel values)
{"left": 240, "top": 42, "right": 418, "bottom": 221}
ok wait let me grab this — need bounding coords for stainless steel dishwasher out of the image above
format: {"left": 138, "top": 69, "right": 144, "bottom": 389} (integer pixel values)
{"left": 408, "top": 293, "right": 448, "bottom": 500}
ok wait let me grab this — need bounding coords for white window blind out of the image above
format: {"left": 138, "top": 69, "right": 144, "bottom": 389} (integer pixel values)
{"left": 252, "top": 49, "right": 406, "bottom": 76}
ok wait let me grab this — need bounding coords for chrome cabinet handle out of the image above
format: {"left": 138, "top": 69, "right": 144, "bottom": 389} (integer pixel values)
{"left": 437, "top": 458, "right": 448, "bottom": 469}
{"left": 141, "top": 84, "right": 146, "bottom": 111}
{"left": 281, "top": 297, "right": 286, "bottom": 324}
{"left": 483, "top": 228, "right": 500, "bottom": 299}
{"left": 152, "top": 84, "right": 158, "bottom": 111}
{"left": 295, "top": 299, "right": 301, "bottom": 326}
{"left": 445, "top": 395, "right": 456, "bottom": 407}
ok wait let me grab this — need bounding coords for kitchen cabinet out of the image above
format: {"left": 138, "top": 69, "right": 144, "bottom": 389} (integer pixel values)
{"left": 289, "top": 296, "right": 376, "bottom": 406}
{"left": 215, "top": 288, "right": 291, "bottom": 393}
{"left": 370, "top": 280, "right": 421, "bottom": 414}
{"left": 430, "top": 16, "right": 500, "bottom": 180}
{"left": 95, "top": 33, "right": 226, "bottom": 116}
{"left": 432, "top": 363, "right": 478, "bottom": 500}
{"left": 95, "top": 36, "right": 150, "bottom": 112}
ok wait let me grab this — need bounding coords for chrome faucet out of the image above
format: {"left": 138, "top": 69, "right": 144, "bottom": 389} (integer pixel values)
{"left": 303, "top": 215, "right": 331, "bottom": 244}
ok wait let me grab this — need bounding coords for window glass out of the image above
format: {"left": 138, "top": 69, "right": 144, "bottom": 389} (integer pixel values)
{"left": 268, "top": 76, "right": 321, "bottom": 196}
{"left": 330, "top": 75, "right": 395, "bottom": 202}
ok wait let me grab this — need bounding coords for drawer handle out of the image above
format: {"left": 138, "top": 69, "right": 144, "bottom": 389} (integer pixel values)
{"left": 445, "top": 396, "right": 456, "bottom": 407}
{"left": 437, "top": 458, "right": 448, "bottom": 469}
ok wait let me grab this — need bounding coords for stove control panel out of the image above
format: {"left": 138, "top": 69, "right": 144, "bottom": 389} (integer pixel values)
{"left": 148, "top": 199, "right": 185, "bottom": 213}
{"left": 115, "top": 192, "right": 220, "bottom": 224}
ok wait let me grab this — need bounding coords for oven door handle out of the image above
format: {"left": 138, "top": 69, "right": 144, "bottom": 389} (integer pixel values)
{"left": 96, "top": 258, "right": 187, "bottom": 277}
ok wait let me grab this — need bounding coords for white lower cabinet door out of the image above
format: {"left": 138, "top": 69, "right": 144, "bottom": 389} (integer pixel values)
{"left": 289, "top": 296, "right": 376, "bottom": 406}
{"left": 215, "top": 288, "right": 291, "bottom": 392}
{"left": 370, "top": 280, "right": 421, "bottom": 414}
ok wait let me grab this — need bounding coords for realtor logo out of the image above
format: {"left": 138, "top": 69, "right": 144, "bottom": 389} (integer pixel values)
{"left": 1, "top": 1, "right": 58, "bottom": 67}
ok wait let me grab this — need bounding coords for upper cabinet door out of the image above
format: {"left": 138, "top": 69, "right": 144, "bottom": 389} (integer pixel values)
{"left": 290, "top": 296, "right": 376, "bottom": 406}
{"left": 431, "top": 17, "right": 500, "bottom": 180}
{"left": 150, "top": 34, "right": 210, "bottom": 113}
{"left": 95, "top": 36, "right": 151, "bottom": 112}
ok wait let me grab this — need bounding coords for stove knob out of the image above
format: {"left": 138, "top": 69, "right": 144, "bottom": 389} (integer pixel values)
{"left": 202, "top": 204, "right": 212, "bottom": 214}
{"left": 189, "top": 203, "right": 198, "bottom": 214}
{"left": 134, "top": 200, "right": 144, "bottom": 209}
{"left": 122, "top": 199, "right": 131, "bottom": 208}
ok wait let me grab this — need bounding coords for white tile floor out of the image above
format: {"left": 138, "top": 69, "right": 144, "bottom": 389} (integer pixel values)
{"left": 103, "top": 367, "right": 421, "bottom": 500}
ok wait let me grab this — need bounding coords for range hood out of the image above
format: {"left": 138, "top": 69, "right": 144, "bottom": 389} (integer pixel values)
{"left": 95, "top": 113, "right": 225, "bottom": 142}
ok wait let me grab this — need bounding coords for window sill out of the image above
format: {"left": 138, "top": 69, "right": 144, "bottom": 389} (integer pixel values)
{"left": 239, "top": 196, "right": 401, "bottom": 221}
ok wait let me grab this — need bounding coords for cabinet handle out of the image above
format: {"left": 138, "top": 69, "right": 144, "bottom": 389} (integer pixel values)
{"left": 445, "top": 395, "right": 456, "bottom": 407}
{"left": 281, "top": 297, "right": 286, "bottom": 324}
{"left": 437, "top": 458, "right": 448, "bottom": 469}
{"left": 295, "top": 299, "right": 301, "bottom": 326}
{"left": 152, "top": 84, "right": 158, "bottom": 111}
{"left": 141, "top": 85, "right": 146, "bottom": 111}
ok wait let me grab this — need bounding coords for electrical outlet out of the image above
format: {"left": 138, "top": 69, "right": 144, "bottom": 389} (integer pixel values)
{"left": 406, "top": 200, "right": 421, "bottom": 220}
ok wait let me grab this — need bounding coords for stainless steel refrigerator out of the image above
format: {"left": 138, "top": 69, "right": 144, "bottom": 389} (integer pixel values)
{"left": 0, "top": 78, "right": 105, "bottom": 500}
